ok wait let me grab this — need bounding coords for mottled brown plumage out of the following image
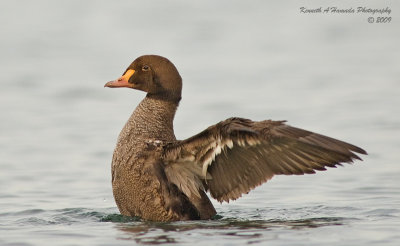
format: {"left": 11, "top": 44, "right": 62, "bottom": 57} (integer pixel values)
{"left": 105, "top": 55, "right": 367, "bottom": 221}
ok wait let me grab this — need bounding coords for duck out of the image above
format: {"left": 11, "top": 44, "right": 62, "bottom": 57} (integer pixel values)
{"left": 104, "top": 55, "right": 367, "bottom": 221}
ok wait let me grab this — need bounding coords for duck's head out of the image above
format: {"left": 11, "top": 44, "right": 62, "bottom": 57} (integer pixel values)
{"left": 105, "top": 55, "right": 182, "bottom": 102}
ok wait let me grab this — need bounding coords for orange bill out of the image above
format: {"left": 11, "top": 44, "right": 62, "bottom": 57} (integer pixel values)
{"left": 104, "top": 69, "right": 135, "bottom": 88}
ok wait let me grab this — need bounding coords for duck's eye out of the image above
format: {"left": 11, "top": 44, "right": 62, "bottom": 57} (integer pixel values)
{"left": 142, "top": 65, "right": 150, "bottom": 71}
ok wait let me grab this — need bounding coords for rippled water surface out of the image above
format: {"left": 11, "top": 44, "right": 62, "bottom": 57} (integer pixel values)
{"left": 1, "top": 0, "right": 399, "bottom": 245}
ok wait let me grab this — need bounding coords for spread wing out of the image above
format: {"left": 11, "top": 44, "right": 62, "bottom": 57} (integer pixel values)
{"left": 163, "top": 117, "right": 367, "bottom": 203}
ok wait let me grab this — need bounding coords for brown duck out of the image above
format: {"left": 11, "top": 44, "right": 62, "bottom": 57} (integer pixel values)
{"left": 104, "top": 55, "right": 367, "bottom": 221}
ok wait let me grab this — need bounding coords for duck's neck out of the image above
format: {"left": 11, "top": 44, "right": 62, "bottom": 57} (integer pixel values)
{"left": 125, "top": 95, "right": 179, "bottom": 142}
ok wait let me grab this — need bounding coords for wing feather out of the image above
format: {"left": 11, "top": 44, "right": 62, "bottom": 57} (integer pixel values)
{"left": 163, "top": 117, "right": 367, "bottom": 203}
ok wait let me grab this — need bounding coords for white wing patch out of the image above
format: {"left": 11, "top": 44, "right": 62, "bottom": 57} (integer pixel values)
{"left": 201, "top": 137, "right": 261, "bottom": 179}
{"left": 165, "top": 132, "right": 263, "bottom": 200}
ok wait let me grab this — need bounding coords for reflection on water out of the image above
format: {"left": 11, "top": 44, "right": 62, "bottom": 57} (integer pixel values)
{"left": 113, "top": 217, "right": 346, "bottom": 244}
{"left": 6, "top": 207, "right": 348, "bottom": 244}
{"left": 98, "top": 209, "right": 348, "bottom": 245}
{"left": 1, "top": 203, "right": 398, "bottom": 245}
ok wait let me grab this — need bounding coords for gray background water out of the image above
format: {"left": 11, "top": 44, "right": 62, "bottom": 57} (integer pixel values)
{"left": 1, "top": 0, "right": 399, "bottom": 245}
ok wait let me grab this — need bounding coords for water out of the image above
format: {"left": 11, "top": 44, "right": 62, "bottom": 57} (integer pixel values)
{"left": 1, "top": 0, "right": 399, "bottom": 245}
